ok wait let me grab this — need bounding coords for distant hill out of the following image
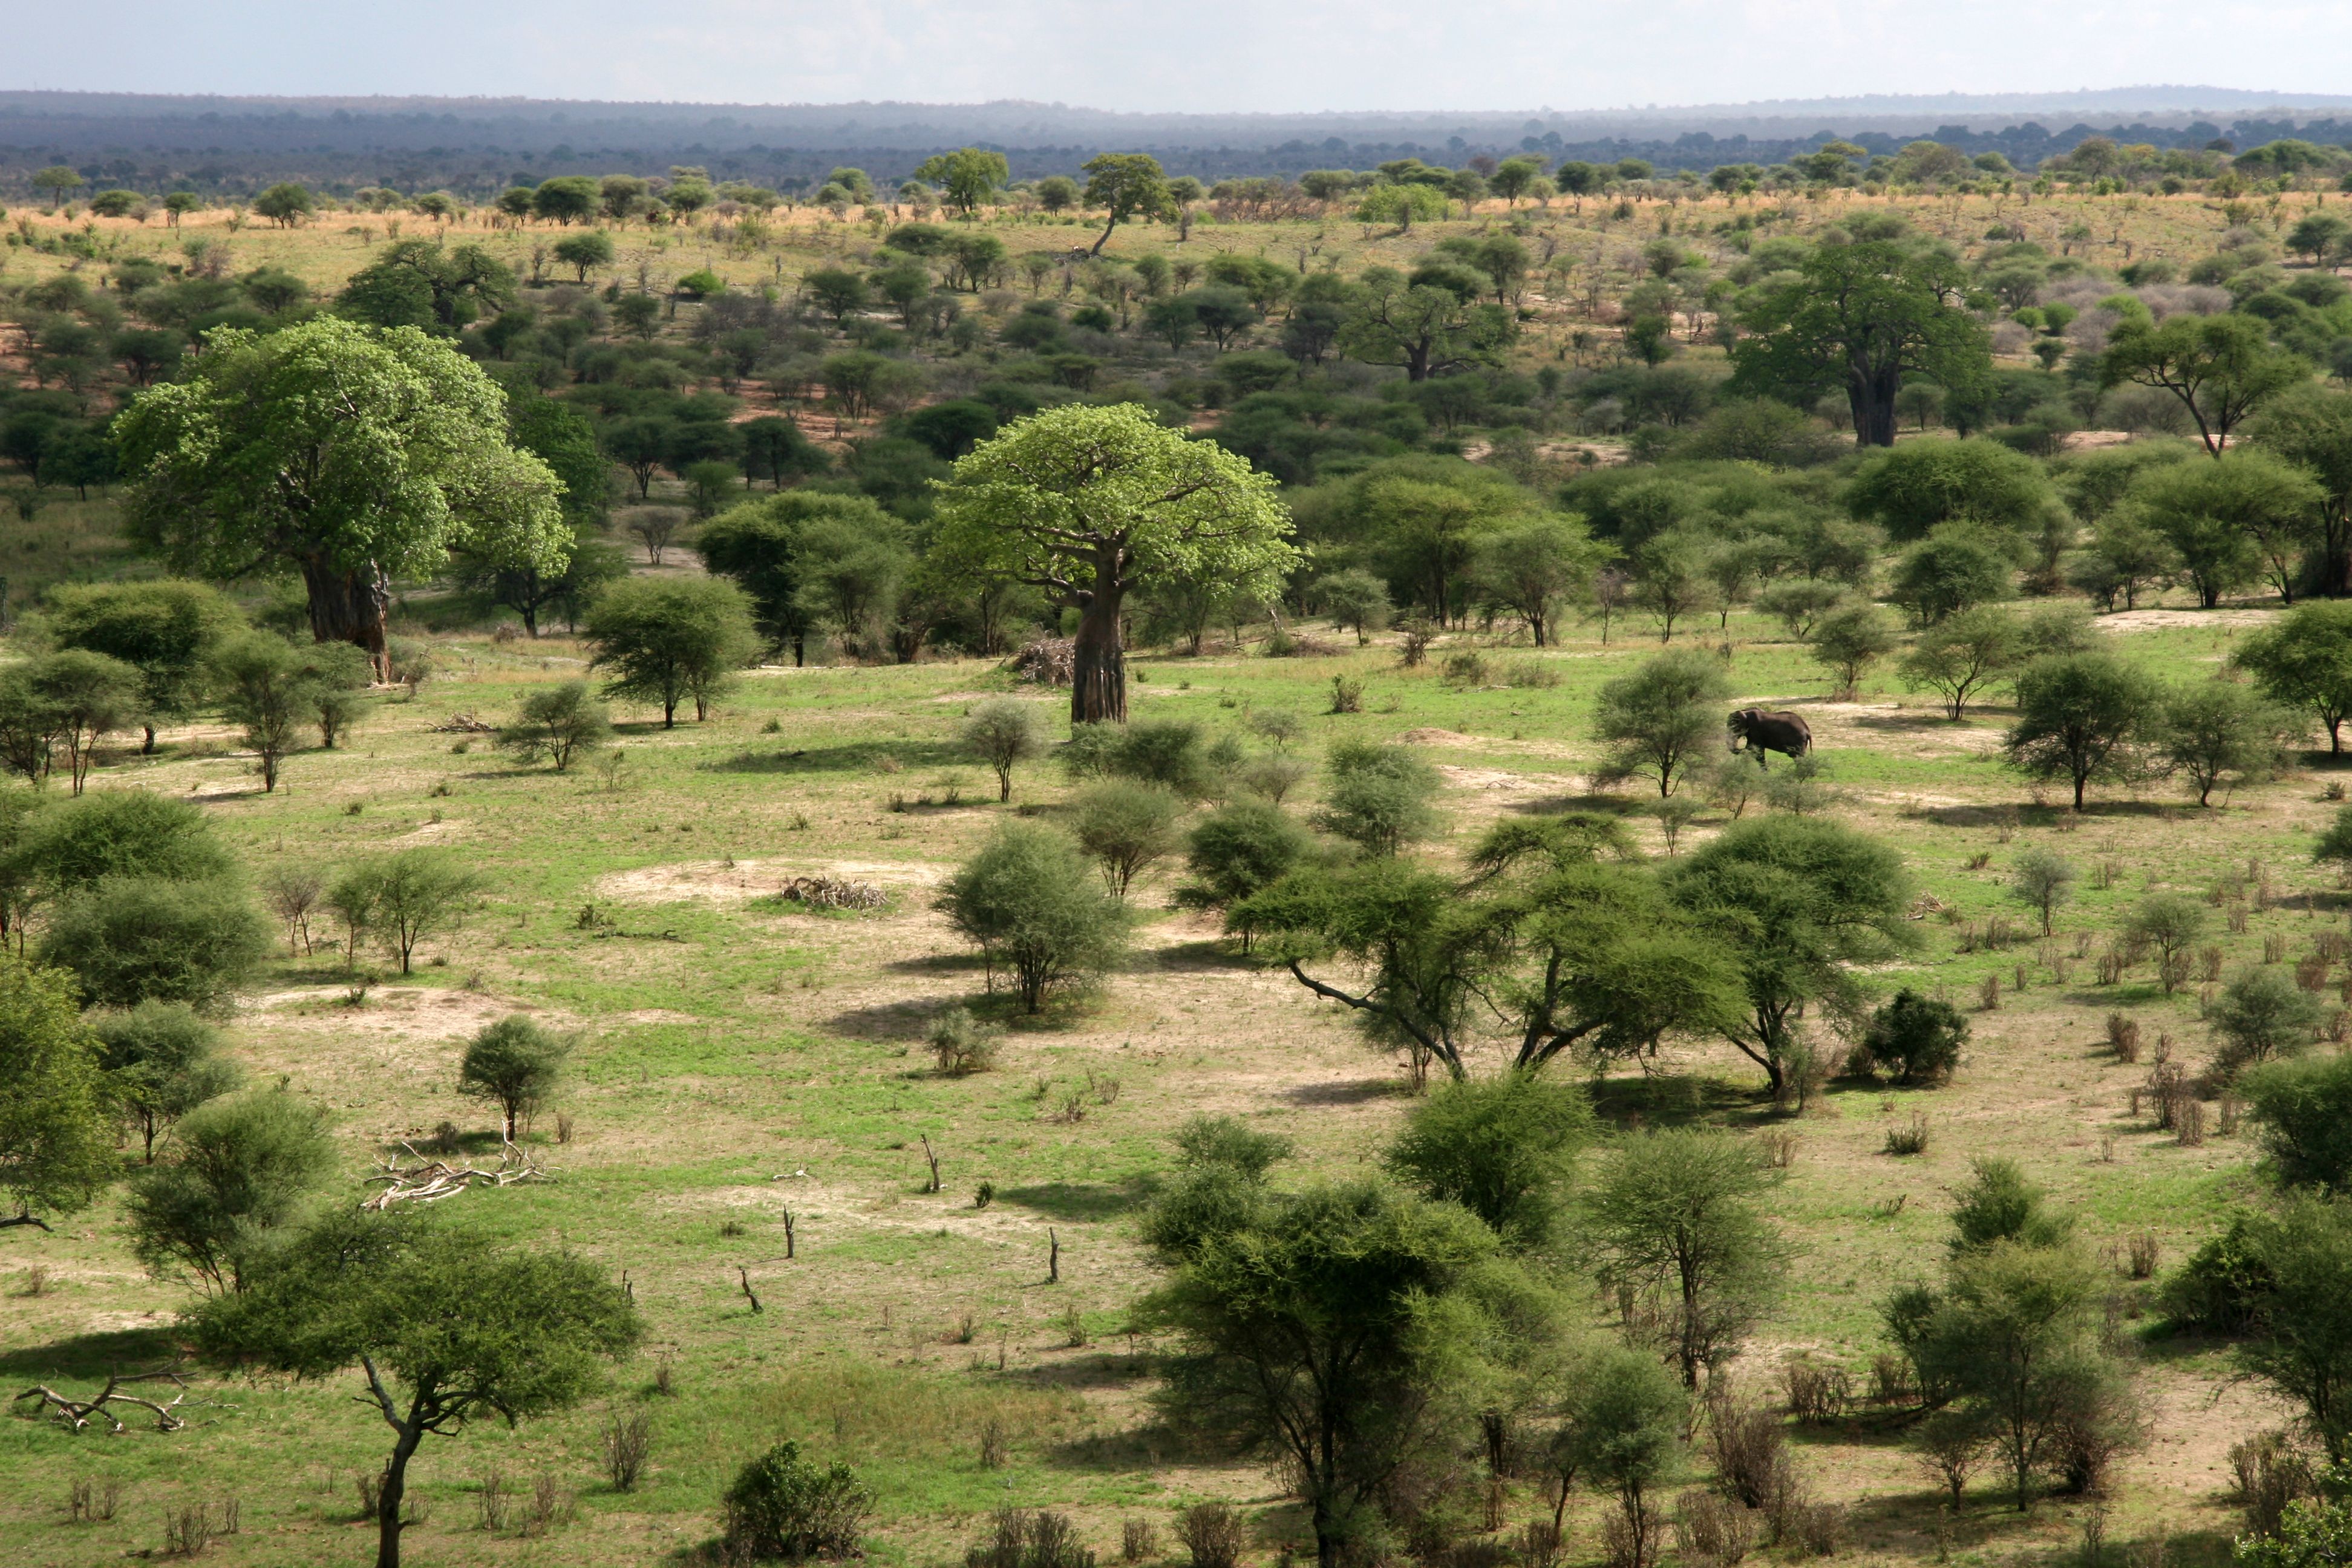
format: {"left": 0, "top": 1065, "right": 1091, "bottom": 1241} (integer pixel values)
{"left": 5, "top": 86, "right": 2351, "bottom": 197}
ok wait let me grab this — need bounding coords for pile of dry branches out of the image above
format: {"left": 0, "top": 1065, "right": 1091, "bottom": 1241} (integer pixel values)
{"left": 362, "top": 1141, "right": 549, "bottom": 1210}
{"left": 14, "top": 1363, "right": 204, "bottom": 1433}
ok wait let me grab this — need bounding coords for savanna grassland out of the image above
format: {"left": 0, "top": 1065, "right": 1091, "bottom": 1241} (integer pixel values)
{"left": 7, "top": 155, "right": 2352, "bottom": 1568}
{"left": 0, "top": 592, "right": 2336, "bottom": 1567}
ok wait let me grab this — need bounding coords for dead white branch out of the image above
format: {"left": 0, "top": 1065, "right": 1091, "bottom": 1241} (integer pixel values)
{"left": 362, "top": 1140, "right": 550, "bottom": 1210}
{"left": 14, "top": 1363, "right": 205, "bottom": 1433}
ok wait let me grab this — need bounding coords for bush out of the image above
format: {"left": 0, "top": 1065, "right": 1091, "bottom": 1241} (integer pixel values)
{"left": 1069, "top": 782, "right": 1183, "bottom": 901}
{"left": 15, "top": 790, "right": 232, "bottom": 893}
{"left": 1314, "top": 739, "right": 1441, "bottom": 855}
{"left": 2161, "top": 1213, "right": 2273, "bottom": 1333}
{"left": 963, "top": 701, "right": 1044, "bottom": 802}
{"left": 1384, "top": 1071, "right": 1593, "bottom": 1250}
{"left": 496, "top": 682, "right": 612, "bottom": 772}
{"left": 2213, "top": 968, "right": 2328, "bottom": 1075}
{"left": 720, "top": 1441, "right": 871, "bottom": 1561}
{"left": 1178, "top": 802, "right": 1315, "bottom": 918}
{"left": 124, "top": 1089, "right": 336, "bottom": 1292}
{"left": 457, "top": 1016, "right": 569, "bottom": 1142}
{"left": 1861, "top": 990, "right": 1969, "bottom": 1083}
{"left": 1063, "top": 719, "right": 1213, "bottom": 798}
{"left": 929, "top": 1007, "right": 1002, "bottom": 1076}
{"left": 92, "top": 1002, "right": 241, "bottom": 1161}
{"left": 2242, "top": 1053, "right": 2352, "bottom": 1193}
{"left": 936, "top": 824, "right": 1129, "bottom": 1012}
{"left": 39, "top": 875, "right": 270, "bottom": 1013}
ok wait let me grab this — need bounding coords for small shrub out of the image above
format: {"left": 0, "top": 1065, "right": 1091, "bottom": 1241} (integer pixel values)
{"left": 1883, "top": 1112, "right": 1932, "bottom": 1157}
{"left": 929, "top": 1007, "right": 1002, "bottom": 1076}
{"left": 1122, "top": 1520, "right": 1159, "bottom": 1563}
{"left": 522, "top": 1474, "right": 572, "bottom": 1537}
{"left": 2106, "top": 1014, "right": 2141, "bottom": 1062}
{"left": 721, "top": 1442, "right": 872, "bottom": 1561}
{"left": 1177, "top": 1503, "right": 1243, "bottom": 1568}
{"left": 1869, "top": 1353, "right": 1916, "bottom": 1406}
{"left": 1327, "top": 675, "right": 1364, "bottom": 713}
{"left": 1783, "top": 1361, "right": 1851, "bottom": 1422}
{"left": 1675, "top": 1489, "right": 1756, "bottom": 1568}
{"left": 2126, "top": 1231, "right": 2160, "bottom": 1280}
{"left": 2232, "top": 1431, "right": 2317, "bottom": 1538}
{"left": 1707, "top": 1393, "right": 1792, "bottom": 1512}
{"left": 477, "top": 1470, "right": 512, "bottom": 1532}
{"left": 603, "top": 1408, "right": 653, "bottom": 1491}
{"left": 978, "top": 1419, "right": 1008, "bottom": 1471}
{"left": 1441, "top": 650, "right": 1489, "bottom": 687}
{"left": 1862, "top": 990, "right": 1968, "bottom": 1083}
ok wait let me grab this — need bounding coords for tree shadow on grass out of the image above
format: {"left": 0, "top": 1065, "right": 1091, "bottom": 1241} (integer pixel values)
{"left": 1587, "top": 1071, "right": 1766, "bottom": 1130}
{"left": 699, "top": 739, "right": 961, "bottom": 776}
{"left": 996, "top": 1177, "right": 1157, "bottom": 1223}
{"left": 1151, "top": 938, "right": 1255, "bottom": 973}
{"left": 0, "top": 1325, "right": 180, "bottom": 1380}
{"left": 1283, "top": 1077, "right": 1400, "bottom": 1107}
{"left": 1508, "top": 790, "right": 1644, "bottom": 818}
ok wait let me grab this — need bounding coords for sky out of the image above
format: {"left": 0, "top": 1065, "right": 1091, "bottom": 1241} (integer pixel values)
{"left": 10, "top": 0, "right": 2352, "bottom": 116}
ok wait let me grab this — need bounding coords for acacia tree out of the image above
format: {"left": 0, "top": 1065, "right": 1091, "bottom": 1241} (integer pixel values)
{"left": 117, "top": 318, "right": 568, "bottom": 678}
{"left": 1729, "top": 240, "right": 1992, "bottom": 446}
{"left": 0, "top": 959, "right": 114, "bottom": 1231}
{"left": 1662, "top": 816, "right": 1912, "bottom": 1098}
{"left": 2005, "top": 653, "right": 2162, "bottom": 809}
{"left": 935, "top": 405, "right": 1296, "bottom": 725}
{"left": 1081, "top": 152, "right": 1169, "bottom": 256}
{"left": 913, "top": 148, "right": 1009, "bottom": 218}
{"left": 1337, "top": 266, "right": 1515, "bottom": 382}
{"left": 2241, "top": 602, "right": 2352, "bottom": 753}
{"left": 2248, "top": 387, "right": 2352, "bottom": 597}
{"left": 39, "top": 580, "right": 244, "bottom": 752}
{"left": 191, "top": 1209, "right": 639, "bottom": 1568}
{"left": 2102, "top": 312, "right": 2306, "bottom": 458}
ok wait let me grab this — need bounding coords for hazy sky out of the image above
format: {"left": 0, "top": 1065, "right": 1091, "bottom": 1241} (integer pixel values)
{"left": 11, "top": 0, "right": 2352, "bottom": 115}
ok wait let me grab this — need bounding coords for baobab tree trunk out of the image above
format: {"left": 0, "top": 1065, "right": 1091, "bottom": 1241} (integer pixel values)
{"left": 301, "top": 554, "right": 393, "bottom": 681}
{"left": 1070, "top": 586, "right": 1128, "bottom": 726}
{"left": 1847, "top": 364, "right": 1902, "bottom": 448}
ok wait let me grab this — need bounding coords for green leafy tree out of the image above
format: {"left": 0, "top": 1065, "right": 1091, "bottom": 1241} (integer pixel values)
{"left": 94, "top": 1002, "right": 241, "bottom": 1163}
{"left": 330, "top": 851, "right": 483, "bottom": 976}
{"left": 2010, "top": 846, "right": 2077, "bottom": 936}
{"left": 1590, "top": 1129, "right": 1788, "bottom": 1387}
{"left": 2238, "top": 1195, "right": 2352, "bottom": 1463}
{"left": 1177, "top": 802, "right": 1316, "bottom": 942}
{"left": 936, "top": 823, "right": 1130, "bottom": 1012}
{"left": 39, "top": 580, "right": 243, "bottom": 752}
{"left": 1071, "top": 782, "right": 1183, "bottom": 902}
{"left": 550, "top": 230, "right": 615, "bottom": 281}
{"left": 1592, "top": 649, "right": 1730, "bottom": 797}
{"left": 125, "top": 1089, "right": 335, "bottom": 1290}
{"left": 914, "top": 149, "right": 1010, "bottom": 218}
{"left": 2125, "top": 892, "right": 2208, "bottom": 996}
{"left": 1141, "top": 1174, "right": 1529, "bottom": 1568}
{"left": 30, "top": 165, "right": 82, "bottom": 207}
{"left": 531, "top": 175, "right": 601, "bottom": 225}
{"left": 934, "top": 405, "right": 1296, "bottom": 725}
{"left": 24, "top": 650, "right": 141, "bottom": 794}
{"left": 2005, "top": 653, "right": 2163, "bottom": 809}
{"left": 1900, "top": 604, "right": 2024, "bottom": 719}
{"left": 251, "top": 182, "right": 314, "bottom": 227}
{"left": 2236, "top": 1477, "right": 2352, "bottom": 1568}
{"left": 721, "top": 1442, "right": 874, "bottom": 1561}
{"left": 2163, "top": 681, "right": 2291, "bottom": 806}
{"left": 339, "top": 241, "right": 518, "bottom": 335}
{"left": 1337, "top": 265, "right": 1514, "bottom": 382}
{"left": 1385, "top": 1071, "right": 1592, "bottom": 1251}
{"left": 209, "top": 632, "right": 308, "bottom": 791}
{"left": 40, "top": 875, "right": 270, "bottom": 1013}
{"left": 0, "top": 958, "right": 115, "bottom": 1230}
{"left": 962, "top": 699, "right": 1044, "bottom": 802}
{"left": 117, "top": 318, "right": 566, "bottom": 678}
{"left": 2244, "top": 1054, "right": 2352, "bottom": 1193}
{"left": 16, "top": 788, "right": 232, "bottom": 893}
{"left": 1316, "top": 568, "right": 1392, "bottom": 644}
{"left": 1899, "top": 1240, "right": 2122, "bottom": 1509}
{"left": 584, "top": 577, "right": 759, "bottom": 727}
{"left": 458, "top": 1016, "right": 567, "bottom": 1141}
{"left": 2246, "top": 385, "right": 2352, "bottom": 597}
{"left": 1664, "top": 816, "right": 1912, "bottom": 1098}
{"left": 1080, "top": 152, "right": 1169, "bottom": 255}
{"left": 1809, "top": 601, "right": 1898, "bottom": 698}
{"left": 2131, "top": 452, "right": 2322, "bottom": 606}
{"left": 2103, "top": 312, "right": 2307, "bottom": 457}
{"left": 1313, "top": 739, "right": 1442, "bottom": 855}
{"left": 1474, "top": 515, "right": 1603, "bottom": 646}
{"left": 495, "top": 681, "right": 611, "bottom": 773}
{"left": 1561, "top": 1348, "right": 1689, "bottom": 1568}
{"left": 1890, "top": 531, "right": 2014, "bottom": 626}
{"left": 2241, "top": 601, "right": 2352, "bottom": 753}
{"left": 191, "top": 1209, "right": 639, "bottom": 1568}
{"left": 1730, "top": 240, "right": 1993, "bottom": 446}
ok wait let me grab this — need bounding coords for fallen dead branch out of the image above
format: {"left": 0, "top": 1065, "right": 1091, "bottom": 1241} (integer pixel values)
{"left": 14, "top": 1362, "right": 207, "bottom": 1433}
{"left": 430, "top": 714, "right": 500, "bottom": 734}
{"left": 776, "top": 875, "right": 887, "bottom": 910}
{"left": 362, "top": 1141, "right": 550, "bottom": 1210}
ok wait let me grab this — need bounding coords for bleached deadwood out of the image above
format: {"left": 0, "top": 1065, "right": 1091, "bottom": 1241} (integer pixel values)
{"left": 14, "top": 1363, "right": 205, "bottom": 1433}
{"left": 428, "top": 714, "right": 500, "bottom": 734}
{"left": 361, "top": 1141, "right": 549, "bottom": 1210}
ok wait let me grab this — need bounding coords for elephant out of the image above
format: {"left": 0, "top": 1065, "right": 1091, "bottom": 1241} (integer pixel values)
{"left": 1727, "top": 708, "right": 1812, "bottom": 766}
